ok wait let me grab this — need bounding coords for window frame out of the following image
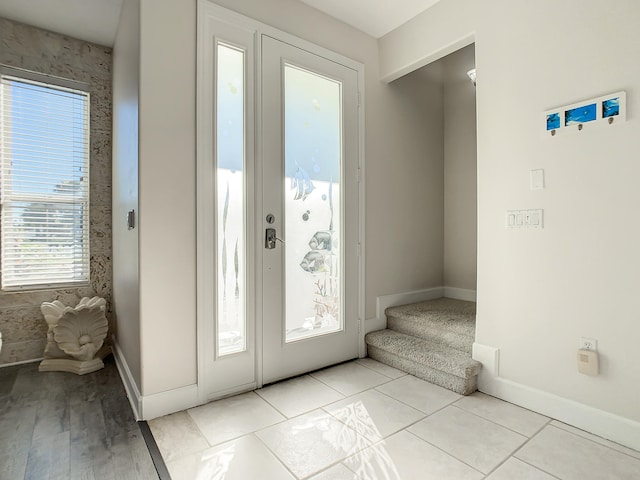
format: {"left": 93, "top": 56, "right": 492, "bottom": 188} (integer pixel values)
{"left": 0, "top": 65, "right": 91, "bottom": 291}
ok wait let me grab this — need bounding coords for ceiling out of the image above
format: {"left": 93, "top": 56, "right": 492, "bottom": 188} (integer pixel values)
{"left": 298, "top": 0, "right": 441, "bottom": 38}
{"left": 0, "top": 0, "right": 441, "bottom": 47}
{"left": 0, "top": 0, "right": 123, "bottom": 47}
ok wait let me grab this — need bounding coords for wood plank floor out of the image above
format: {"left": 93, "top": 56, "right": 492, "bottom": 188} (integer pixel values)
{"left": 0, "top": 356, "right": 159, "bottom": 480}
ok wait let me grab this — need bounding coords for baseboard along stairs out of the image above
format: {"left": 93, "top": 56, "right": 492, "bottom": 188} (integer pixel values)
{"left": 365, "top": 297, "right": 482, "bottom": 395}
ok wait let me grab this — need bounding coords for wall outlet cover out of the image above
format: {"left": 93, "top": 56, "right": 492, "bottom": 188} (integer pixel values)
{"left": 579, "top": 337, "right": 597, "bottom": 351}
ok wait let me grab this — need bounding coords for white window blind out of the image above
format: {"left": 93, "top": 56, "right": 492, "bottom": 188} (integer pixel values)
{"left": 0, "top": 70, "right": 90, "bottom": 289}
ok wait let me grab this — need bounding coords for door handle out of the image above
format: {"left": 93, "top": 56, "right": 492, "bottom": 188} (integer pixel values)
{"left": 265, "top": 228, "right": 284, "bottom": 249}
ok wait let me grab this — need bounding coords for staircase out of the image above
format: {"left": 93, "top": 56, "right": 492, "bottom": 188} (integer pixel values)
{"left": 365, "top": 297, "right": 481, "bottom": 395}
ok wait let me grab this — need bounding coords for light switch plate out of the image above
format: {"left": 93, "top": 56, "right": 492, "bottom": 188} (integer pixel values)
{"left": 506, "top": 209, "right": 544, "bottom": 229}
{"left": 530, "top": 169, "right": 545, "bottom": 190}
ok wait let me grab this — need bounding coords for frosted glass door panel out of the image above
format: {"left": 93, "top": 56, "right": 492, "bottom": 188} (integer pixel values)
{"left": 284, "top": 64, "right": 342, "bottom": 342}
{"left": 216, "top": 44, "right": 246, "bottom": 356}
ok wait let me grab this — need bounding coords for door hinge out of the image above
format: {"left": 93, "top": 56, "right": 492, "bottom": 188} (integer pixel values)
{"left": 357, "top": 243, "right": 361, "bottom": 257}
{"left": 357, "top": 91, "right": 361, "bottom": 107}
{"left": 356, "top": 167, "right": 361, "bottom": 183}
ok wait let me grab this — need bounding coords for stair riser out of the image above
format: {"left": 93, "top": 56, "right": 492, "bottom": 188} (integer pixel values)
{"left": 366, "top": 332, "right": 481, "bottom": 378}
{"left": 368, "top": 345, "right": 477, "bottom": 395}
{"left": 387, "top": 316, "right": 474, "bottom": 354}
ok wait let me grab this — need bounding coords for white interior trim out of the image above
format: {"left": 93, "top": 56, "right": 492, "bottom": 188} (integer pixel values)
{"left": 111, "top": 336, "right": 142, "bottom": 421}
{"left": 473, "top": 342, "right": 640, "bottom": 452}
{"left": 141, "top": 384, "right": 200, "bottom": 421}
{"left": 472, "top": 342, "right": 500, "bottom": 389}
{"left": 113, "top": 335, "right": 200, "bottom": 421}
{"left": 381, "top": 33, "right": 475, "bottom": 84}
{"left": 366, "top": 287, "right": 444, "bottom": 333}
{"left": 443, "top": 286, "right": 476, "bottom": 302}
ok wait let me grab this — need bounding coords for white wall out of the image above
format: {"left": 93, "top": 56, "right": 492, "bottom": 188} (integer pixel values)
{"left": 138, "top": 0, "right": 198, "bottom": 395}
{"left": 443, "top": 45, "right": 477, "bottom": 291}
{"left": 380, "top": 0, "right": 640, "bottom": 425}
{"left": 112, "top": 0, "right": 141, "bottom": 387}
{"left": 369, "top": 72, "right": 444, "bottom": 304}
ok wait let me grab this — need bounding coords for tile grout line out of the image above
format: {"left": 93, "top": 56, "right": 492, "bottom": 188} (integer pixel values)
{"left": 550, "top": 421, "right": 640, "bottom": 461}
{"left": 251, "top": 385, "right": 383, "bottom": 479}
{"left": 547, "top": 424, "right": 640, "bottom": 462}
{"left": 505, "top": 421, "right": 564, "bottom": 480}
{"left": 247, "top": 431, "right": 302, "bottom": 480}
{"left": 476, "top": 417, "right": 555, "bottom": 479}
{"left": 354, "top": 358, "right": 408, "bottom": 379}
{"left": 373, "top": 381, "right": 461, "bottom": 417}
{"left": 449, "top": 403, "right": 539, "bottom": 439}
{"left": 403, "top": 428, "right": 486, "bottom": 476}
{"left": 311, "top": 378, "right": 464, "bottom": 477}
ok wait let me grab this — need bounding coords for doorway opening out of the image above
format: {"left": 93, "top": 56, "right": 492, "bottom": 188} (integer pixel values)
{"left": 413, "top": 44, "right": 478, "bottom": 299}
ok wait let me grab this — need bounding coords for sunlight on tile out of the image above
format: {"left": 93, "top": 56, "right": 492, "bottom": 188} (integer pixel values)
{"left": 256, "top": 409, "right": 371, "bottom": 478}
{"left": 343, "top": 430, "right": 483, "bottom": 480}
{"left": 147, "top": 410, "right": 209, "bottom": 463}
{"left": 143, "top": 360, "right": 640, "bottom": 480}
{"left": 188, "top": 392, "right": 285, "bottom": 446}
{"left": 256, "top": 374, "right": 344, "bottom": 418}
{"left": 324, "top": 389, "right": 425, "bottom": 442}
{"left": 165, "top": 434, "right": 294, "bottom": 480}
{"left": 309, "top": 463, "right": 358, "bottom": 480}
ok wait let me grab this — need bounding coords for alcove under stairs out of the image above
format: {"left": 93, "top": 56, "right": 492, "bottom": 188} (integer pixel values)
{"left": 365, "top": 297, "right": 481, "bottom": 395}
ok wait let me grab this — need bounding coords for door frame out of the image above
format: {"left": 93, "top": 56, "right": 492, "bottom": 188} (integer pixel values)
{"left": 196, "top": 0, "right": 366, "bottom": 404}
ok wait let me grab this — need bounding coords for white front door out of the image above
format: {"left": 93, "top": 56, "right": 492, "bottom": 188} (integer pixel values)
{"left": 197, "top": 4, "right": 362, "bottom": 401}
{"left": 261, "top": 36, "right": 360, "bottom": 384}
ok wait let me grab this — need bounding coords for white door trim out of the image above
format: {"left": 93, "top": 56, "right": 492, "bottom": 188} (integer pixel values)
{"left": 196, "top": 0, "right": 365, "bottom": 404}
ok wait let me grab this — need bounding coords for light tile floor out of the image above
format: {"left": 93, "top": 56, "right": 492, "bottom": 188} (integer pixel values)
{"left": 148, "top": 359, "right": 640, "bottom": 479}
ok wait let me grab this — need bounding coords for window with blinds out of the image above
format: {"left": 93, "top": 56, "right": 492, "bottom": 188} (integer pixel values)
{"left": 0, "top": 68, "right": 90, "bottom": 290}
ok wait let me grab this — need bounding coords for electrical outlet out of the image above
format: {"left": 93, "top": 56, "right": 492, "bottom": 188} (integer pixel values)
{"left": 579, "top": 337, "right": 597, "bottom": 351}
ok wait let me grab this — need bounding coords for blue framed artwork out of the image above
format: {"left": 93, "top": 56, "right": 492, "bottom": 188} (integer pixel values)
{"left": 543, "top": 91, "right": 626, "bottom": 136}
{"left": 602, "top": 97, "right": 619, "bottom": 118}
{"left": 565, "top": 103, "right": 596, "bottom": 126}
{"left": 546, "top": 113, "right": 560, "bottom": 131}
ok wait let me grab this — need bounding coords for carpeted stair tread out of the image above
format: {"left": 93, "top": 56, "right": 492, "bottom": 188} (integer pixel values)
{"left": 385, "top": 297, "right": 476, "bottom": 339}
{"left": 365, "top": 329, "right": 481, "bottom": 379}
{"left": 367, "top": 297, "right": 481, "bottom": 395}
{"left": 367, "top": 345, "right": 477, "bottom": 395}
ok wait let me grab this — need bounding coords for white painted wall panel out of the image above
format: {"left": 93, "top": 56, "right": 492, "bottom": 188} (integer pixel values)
{"left": 112, "top": 0, "right": 141, "bottom": 388}
{"left": 380, "top": 0, "right": 640, "bottom": 422}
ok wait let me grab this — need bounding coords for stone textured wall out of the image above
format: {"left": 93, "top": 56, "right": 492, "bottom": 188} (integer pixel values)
{"left": 0, "top": 18, "right": 113, "bottom": 365}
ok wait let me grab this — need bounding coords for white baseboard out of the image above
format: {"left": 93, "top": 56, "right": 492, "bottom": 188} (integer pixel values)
{"left": 443, "top": 286, "right": 476, "bottom": 302}
{"left": 365, "top": 286, "right": 477, "bottom": 333}
{"left": 141, "top": 384, "right": 200, "bottom": 420}
{"left": 472, "top": 342, "right": 499, "bottom": 388}
{"left": 473, "top": 342, "right": 640, "bottom": 452}
{"left": 365, "top": 287, "right": 444, "bottom": 333}
{"left": 112, "top": 336, "right": 200, "bottom": 420}
{"left": 111, "top": 337, "right": 142, "bottom": 421}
